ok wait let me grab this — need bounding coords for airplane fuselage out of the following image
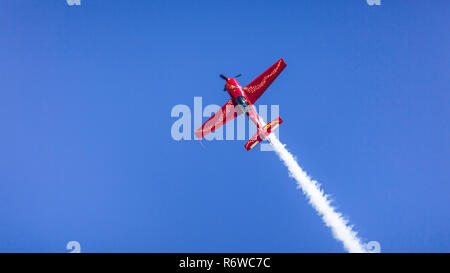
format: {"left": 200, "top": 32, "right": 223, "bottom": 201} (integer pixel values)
{"left": 224, "top": 78, "right": 264, "bottom": 130}
{"left": 194, "top": 58, "right": 285, "bottom": 150}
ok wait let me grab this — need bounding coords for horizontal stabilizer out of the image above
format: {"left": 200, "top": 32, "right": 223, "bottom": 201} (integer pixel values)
{"left": 244, "top": 117, "right": 283, "bottom": 151}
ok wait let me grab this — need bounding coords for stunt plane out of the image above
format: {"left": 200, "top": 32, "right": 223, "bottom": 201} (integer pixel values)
{"left": 194, "top": 58, "right": 287, "bottom": 151}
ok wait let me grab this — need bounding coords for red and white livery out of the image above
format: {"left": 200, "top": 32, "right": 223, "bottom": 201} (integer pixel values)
{"left": 194, "top": 58, "right": 287, "bottom": 151}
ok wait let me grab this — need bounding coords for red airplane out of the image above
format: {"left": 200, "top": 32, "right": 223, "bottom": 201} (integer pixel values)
{"left": 194, "top": 58, "right": 287, "bottom": 151}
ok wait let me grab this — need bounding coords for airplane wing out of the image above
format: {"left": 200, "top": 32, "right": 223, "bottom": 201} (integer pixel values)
{"left": 194, "top": 99, "right": 243, "bottom": 139}
{"left": 243, "top": 58, "right": 287, "bottom": 104}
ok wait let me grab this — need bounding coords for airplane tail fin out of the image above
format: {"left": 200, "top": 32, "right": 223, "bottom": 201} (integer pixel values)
{"left": 244, "top": 117, "right": 283, "bottom": 151}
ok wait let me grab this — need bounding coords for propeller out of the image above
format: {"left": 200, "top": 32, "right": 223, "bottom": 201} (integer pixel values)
{"left": 219, "top": 74, "right": 242, "bottom": 91}
{"left": 219, "top": 74, "right": 241, "bottom": 80}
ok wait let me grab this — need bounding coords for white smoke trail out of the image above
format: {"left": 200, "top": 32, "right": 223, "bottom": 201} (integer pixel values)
{"left": 266, "top": 134, "right": 367, "bottom": 253}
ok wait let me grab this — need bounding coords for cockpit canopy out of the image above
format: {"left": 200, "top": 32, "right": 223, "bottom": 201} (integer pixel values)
{"left": 236, "top": 95, "right": 249, "bottom": 108}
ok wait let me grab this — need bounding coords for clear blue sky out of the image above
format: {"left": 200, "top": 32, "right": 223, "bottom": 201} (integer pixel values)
{"left": 0, "top": 0, "right": 449, "bottom": 253}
